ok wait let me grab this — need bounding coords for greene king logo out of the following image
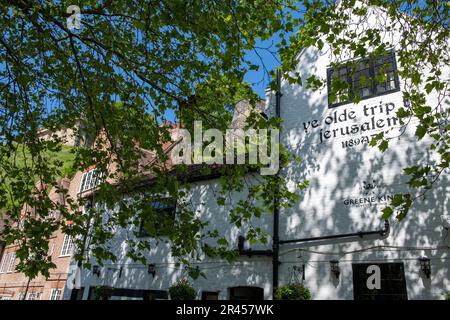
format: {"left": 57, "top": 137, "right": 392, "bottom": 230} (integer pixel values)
{"left": 170, "top": 121, "right": 279, "bottom": 175}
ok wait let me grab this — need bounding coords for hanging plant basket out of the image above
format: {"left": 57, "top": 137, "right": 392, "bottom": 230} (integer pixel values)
{"left": 274, "top": 283, "right": 312, "bottom": 300}
{"left": 169, "top": 279, "right": 197, "bottom": 300}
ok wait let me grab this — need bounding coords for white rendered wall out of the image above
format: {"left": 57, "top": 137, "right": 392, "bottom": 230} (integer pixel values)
{"left": 64, "top": 5, "right": 449, "bottom": 301}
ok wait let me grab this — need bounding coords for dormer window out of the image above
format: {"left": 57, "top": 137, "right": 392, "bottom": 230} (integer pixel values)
{"left": 327, "top": 50, "right": 399, "bottom": 107}
{"left": 79, "top": 168, "right": 103, "bottom": 193}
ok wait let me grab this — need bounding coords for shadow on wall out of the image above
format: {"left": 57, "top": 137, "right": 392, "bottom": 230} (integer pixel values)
{"left": 276, "top": 46, "right": 450, "bottom": 299}
{"left": 72, "top": 47, "right": 449, "bottom": 300}
{"left": 75, "top": 177, "right": 274, "bottom": 299}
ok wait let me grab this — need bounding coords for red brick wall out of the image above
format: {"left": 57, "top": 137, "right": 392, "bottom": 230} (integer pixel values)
{"left": 0, "top": 172, "right": 84, "bottom": 300}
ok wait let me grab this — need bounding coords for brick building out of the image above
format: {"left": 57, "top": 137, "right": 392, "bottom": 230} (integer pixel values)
{"left": 0, "top": 126, "right": 179, "bottom": 300}
{"left": 0, "top": 174, "right": 84, "bottom": 300}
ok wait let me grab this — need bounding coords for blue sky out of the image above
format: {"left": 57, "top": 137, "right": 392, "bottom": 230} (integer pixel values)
{"left": 243, "top": 40, "right": 282, "bottom": 98}
{"left": 163, "top": 38, "right": 284, "bottom": 123}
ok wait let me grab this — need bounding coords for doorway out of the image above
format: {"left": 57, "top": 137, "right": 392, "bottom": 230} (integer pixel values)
{"left": 229, "top": 286, "right": 264, "bottom": 300}
{"left": 352, "top": 262, "right": 408, "bottom": 300}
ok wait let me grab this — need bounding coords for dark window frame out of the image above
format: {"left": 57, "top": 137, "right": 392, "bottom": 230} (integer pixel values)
{"left": 137, "top": 198, "right": 177, "bottom": 238}
{"left": 201, "top": 291, "right": 219, "bottom": 300}
{"left": 229, "top": 286, "right": 264, "bottom": 300}
{"left": 327, "top": 50, "right": 400, "bottom": 108}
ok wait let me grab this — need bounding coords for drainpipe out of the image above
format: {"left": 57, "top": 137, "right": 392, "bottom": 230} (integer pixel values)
{"left": 235, "top": 70, "right": 282, "bottom": 298}
{"left": 272, "top": 69, "right": 282, "bottom": 298}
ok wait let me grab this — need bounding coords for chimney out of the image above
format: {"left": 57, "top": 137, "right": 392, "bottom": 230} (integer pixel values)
{"left": 132, "top": 138, "right": 141, "bottom": 148}
{"left": 57, "top": 178, "right": 71, "bottom": 205}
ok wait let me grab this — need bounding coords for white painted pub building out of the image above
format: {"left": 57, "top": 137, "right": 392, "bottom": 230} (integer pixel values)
{"left": 63, "top": 5, "right": 449, "bottom": 300}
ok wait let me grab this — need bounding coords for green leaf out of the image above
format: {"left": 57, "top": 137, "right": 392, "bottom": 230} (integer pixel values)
{"left": 382, "top": 207, "right": 393, "bottom": 220}
{"left": 415, "top": 125, "right": 427, "bottom": 140}
{"left": 391, "top": 194, "right": 404, "bottom": 207}
{"left": 379, "top": 140, "right": 389, "bottom": 152}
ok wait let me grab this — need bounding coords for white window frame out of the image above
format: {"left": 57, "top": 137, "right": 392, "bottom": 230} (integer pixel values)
{"left": 27, "top": 292, "right": 41, "bottom": 300}
{"left": 79, "top": 168, "right": 103, "bottom": 193}
{"left": 50, "top": 288, "right": 62, "bottom": 300}
{"left": 17, "top": 293, "right": 25, "bottom": 300}
{"left": 47, "top": 209, "right": 57, "bottom": 220}
{"left": 60, "top": 234, "right": 73, "bottom": 257}
{"left": 0, "top": 253, "right": 8, "bottom": 273}
{"left": 7, "top": 252, "right": 15, "bottom": 273}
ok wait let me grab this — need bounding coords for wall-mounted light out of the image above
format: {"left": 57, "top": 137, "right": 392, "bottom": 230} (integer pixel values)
{"left": 418, "top": 257, "right": 431, "bottom": 278}
{"left": 148, "top": 264, "right": 156, "bottom": 277}
{"left": 330, "top": 260, "right": 340, "bottom": 279}
{"left": 92, "top": 265, "right": 101, "bottom": 277}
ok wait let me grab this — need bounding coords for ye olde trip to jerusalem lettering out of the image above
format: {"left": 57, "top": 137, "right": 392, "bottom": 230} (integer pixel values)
{"left": 302, "top": 101, "right": 400, "bottom": 144}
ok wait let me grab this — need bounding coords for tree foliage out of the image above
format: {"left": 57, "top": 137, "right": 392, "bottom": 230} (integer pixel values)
{"left": 1, "top": 0, "right": 447, "bottom": 284}
{"left": 0, "top": 0, "right": 304, "bottom": 281}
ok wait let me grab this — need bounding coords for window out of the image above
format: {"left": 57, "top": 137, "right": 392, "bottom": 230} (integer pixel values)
{"left": 17, "top": 293, "right": 25, "bottom": 300}
{"left": 60, "top": 234, "right": 74, "bottom": 256}
{"left": 79, "top": 168, "right": 103, "bottom": 193}
{"left": 1, "top": 296, "right": 12, "bottom": 300}
{"left": 50, "top": 289, "right": 62, "bottom": 300}
{"left": 229, "top": 286, "right": 264, "bottom": 300}
{"left": 327, "top": 50, "right": 399, "bottom": 107}
{"left": 46, "top": 210, "right": 58, "bottom": 220}
{"left": 27, "top": 292, "right": 40, "bottom": 300}
{"left": 201, "top": 291, "right": 219, "bottom": 300}
{"left": 87, "top": 288, "right": 168, "bottom": 300}
{"left": 7, "top": 252, "right": 15, "bottom": 273}
{"left": 352, "top": 263, "right": 407, "bottom": 300}
{"left": 70, "top": 287, "right": 85, "bottom": 300}
{"left": 0, "top": 253, "right": 8, "bottom": 273}
{"left": 137, "top": 198, "right": 176, "bottom": 237}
